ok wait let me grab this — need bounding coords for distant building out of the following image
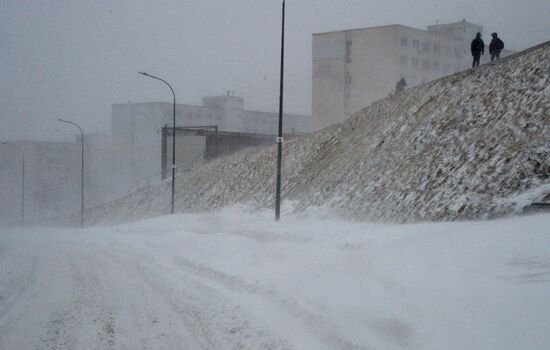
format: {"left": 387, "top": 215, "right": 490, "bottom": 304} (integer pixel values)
{"left": 0, "top": 136, "right": 112, "bottom": 225}
{"left": 112, "top": 93, "right": 311, "bottom": 192}
{"left": 79, "top": 133, "right": 115, "bottom": 206}
{"left": 0, "top": 141, "right": 80, "bottom": 224}
{"left": 312, "top": 19, "right": 515, "bottom": 130}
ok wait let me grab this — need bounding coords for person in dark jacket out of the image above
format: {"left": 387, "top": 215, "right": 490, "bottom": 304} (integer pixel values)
{"left": 395, "top": 77, "right": 407, "bottom": 94}
{"left": 470, "top": 32, "right": 485, "bottom": 68}
{"left": 489, "top": 32, "right": 504, "bottom": 62}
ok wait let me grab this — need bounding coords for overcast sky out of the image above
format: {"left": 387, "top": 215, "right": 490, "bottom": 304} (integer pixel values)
{"left": 1, "top": 0, "right": 548, "bottom": 141}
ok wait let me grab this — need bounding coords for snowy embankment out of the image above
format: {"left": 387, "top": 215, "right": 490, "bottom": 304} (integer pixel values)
{"left": 87, "top": 41, "right": 549, "bottom": 225}
{"left": 1, "top": 208, "right": 549, "bottom": 349}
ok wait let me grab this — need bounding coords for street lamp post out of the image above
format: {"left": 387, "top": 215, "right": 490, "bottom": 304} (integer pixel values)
{"left": 138, "top": 72, "right": 176, "bottom": 215}
{"left": 1, "top": 140, "right": 25, "bottom": 228}
{"left": 58, "top": 119, "right": 84, "bottom": 228}
{"left": 275, "top": 0, "right": 286, "bottom": 221}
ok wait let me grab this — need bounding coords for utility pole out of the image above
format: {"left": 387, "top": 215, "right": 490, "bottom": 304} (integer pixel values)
{"left": 139, "top": 72, "right": 177, "bottom": 214}
{"left": 58, "top": 119, "right": 84, "bottom": 228}
{"left": 275, "top": 0, "right": 286, "bottom": 221}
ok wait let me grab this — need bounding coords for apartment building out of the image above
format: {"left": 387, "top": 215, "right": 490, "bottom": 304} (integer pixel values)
{"left": 312, "top": 20, "right": 512, "bottom": 130}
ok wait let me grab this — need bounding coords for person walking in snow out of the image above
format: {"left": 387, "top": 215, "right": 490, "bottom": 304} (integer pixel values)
{"left": 395, "top": 77, "right": 407, "bottom": 94}
{"left": 489, "top": 32, "right": 504, "bottom": 62}
{"left": 470, "top": 32, "right": 485, "bottom": 68}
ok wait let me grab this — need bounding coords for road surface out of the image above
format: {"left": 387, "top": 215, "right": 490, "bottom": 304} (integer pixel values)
{"left": 1, "top": 210, "right": 549, "bottom": 349}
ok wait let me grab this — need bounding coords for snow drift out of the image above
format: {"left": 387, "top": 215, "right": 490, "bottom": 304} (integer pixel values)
{"left": 2, "top": 209, "right": 549, "bottom": 349}
{"left": 88, "top": 41, "right": 549, "bottom": 225}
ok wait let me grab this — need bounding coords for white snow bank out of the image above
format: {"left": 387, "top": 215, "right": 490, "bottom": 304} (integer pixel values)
{"left": 120, "top": 208, "right": 550, "bottom": 349}
{"left": 2, "top": 208, "right": 548, "bottom": 349}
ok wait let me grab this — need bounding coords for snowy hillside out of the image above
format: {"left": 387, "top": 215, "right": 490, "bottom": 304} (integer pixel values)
{"left": 1, "top": 209, "right": 549, "bottom": 349}
{"left": 88, "top": 42, "right": 549, "bottom": 225}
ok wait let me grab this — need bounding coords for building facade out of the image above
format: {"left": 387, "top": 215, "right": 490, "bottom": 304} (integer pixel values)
{"left": 112, "top": 94, "right": 311, "bottom": 193}
{"left": 312, "top": 20, "right": 513, "bottom": 130}
{"left": 0, "top": 136, "right": 113, "bottom": 226}
{"left": 1, "top": 141, "right": 80, "bottom": 225}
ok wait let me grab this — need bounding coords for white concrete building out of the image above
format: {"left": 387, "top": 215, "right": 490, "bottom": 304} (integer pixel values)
{"left": 0, "top": 141, "right": 80, "bottom": 224}
{"left": 111, "top": 94, "right": 311, "bottom": 193}
{"left": 312, "top": 20, "right": 513, "bottom": 130}
{"left": 0, "top": 135, "right": 114, "bottom": 226}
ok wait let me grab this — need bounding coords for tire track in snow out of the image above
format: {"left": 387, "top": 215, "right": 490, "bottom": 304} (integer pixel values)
{"left": 171, "top": 255, "right": 374, "bottom": 350}
{"left": 98, "top": 247, "right": 292, "bottom": 350}
{"left": 37, "top": 251, "right": 116, "bottom": 350}
{"left": 0, "top": 256, "right": 40, "bottom": 350}
{"left": 0, "top": 256, "right": 38, "bottom": 323}
{"left": 88, "top": 248, "right": 205, "bottom": 350}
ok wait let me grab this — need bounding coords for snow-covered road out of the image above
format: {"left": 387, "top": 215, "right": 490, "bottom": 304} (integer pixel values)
{"left": 1, "top": 208, "right": 549, "bottom": 349}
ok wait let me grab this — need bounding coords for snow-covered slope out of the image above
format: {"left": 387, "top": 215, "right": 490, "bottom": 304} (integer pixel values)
{"left": 88, "top": 42, "right": 549, "bottom": 225}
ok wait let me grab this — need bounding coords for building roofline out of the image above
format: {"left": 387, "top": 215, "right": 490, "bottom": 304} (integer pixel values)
{"left": 112, "top": 102, "right": 206, "bottom": 110}
{"left": 313, "top": 20, "right": 481, "bottom": 37}
{"left": 313, "top": 24, "right": 407, "bottom": 36}
{"left": 427, "top": 20, "right": 481, "bottom": 28}
{"left": 112, "top": 102, "right": 310, "bottom": 118}
{"left": 243, "top": 109, "right": 310, "bottom": 118}
{"left": 10, "top": 140, "right": 79, "bottom": 146}
{"left": 113, "top": 102, "right": 187, "bottom": 106}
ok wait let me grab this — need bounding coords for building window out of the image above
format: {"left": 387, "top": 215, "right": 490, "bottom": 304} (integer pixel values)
{"left": 433, "top": 44, "right": 441, "bottom": 54}
{"left": 400, "top": 56, "right": 408, "bottom": 66}
{"left": 412, "top": 39, "right": 419, "bottom": 49}
{"left": 401, "top": 37, "right": 408, "bottom": 48}
{"left": 412, "top": 57, "right": 419, "bottom": 68}
{"left": 423, "top": 60, "right": 430, "bottom": 71}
